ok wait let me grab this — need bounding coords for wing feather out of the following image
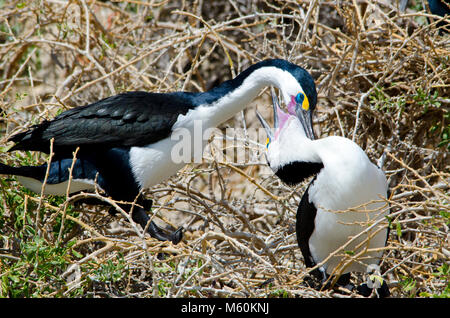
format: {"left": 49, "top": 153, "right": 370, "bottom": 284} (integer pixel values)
{"left": 9, "top": 91, "right": 197, "bottom": 154}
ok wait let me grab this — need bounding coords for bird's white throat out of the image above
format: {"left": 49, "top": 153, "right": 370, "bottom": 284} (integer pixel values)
{"left": 174, "top": 66, "right": 302, "bottom": 130}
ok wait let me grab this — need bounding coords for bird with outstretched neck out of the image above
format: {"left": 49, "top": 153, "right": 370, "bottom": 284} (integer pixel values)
{"left": 427, "top": 0, "right": 450, "bottom": 33}
{"left": 1, "top": 59, "right": 315, "bottom": 245}
{"left": 401, "top": 0, "right": 449, "bottom": 33}
{"left": 257, "top": 87, "right": 390, "bottom": 297}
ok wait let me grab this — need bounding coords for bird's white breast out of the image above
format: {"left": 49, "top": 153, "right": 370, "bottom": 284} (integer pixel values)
{"left": 307, "top": 136, "right": 388, "bottom": 274}
{"left": 129, "top": 137, "right": 188, "bottom": 189}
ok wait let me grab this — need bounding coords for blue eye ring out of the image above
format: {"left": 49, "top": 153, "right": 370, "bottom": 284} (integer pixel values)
{"left": 295, "top": 92, "right": 304, "bottom": 104}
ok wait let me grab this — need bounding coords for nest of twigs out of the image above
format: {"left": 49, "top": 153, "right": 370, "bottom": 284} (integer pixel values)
{"left": 0, "top": 0, "right": 448, "bottom": 298}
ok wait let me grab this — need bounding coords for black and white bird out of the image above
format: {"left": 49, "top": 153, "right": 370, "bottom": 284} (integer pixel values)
{"left": 257, "top": 87, "right": 390, "bottom": 296}
{"left": 1, "top": 59, "right": 316, "bottom": 244}
{"left": 400, "top": 0, "right": 449, "bottom": 33}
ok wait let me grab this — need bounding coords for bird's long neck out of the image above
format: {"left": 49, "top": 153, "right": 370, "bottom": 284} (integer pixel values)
{"left": 269, "top": 117, "right": 323, "bottom": 185}
{"left": 194, "top": 66, "right": 296, "bottom": 127}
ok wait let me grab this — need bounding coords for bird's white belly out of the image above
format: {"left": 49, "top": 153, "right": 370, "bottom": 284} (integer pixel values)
{"left": 16, "top": 176, "right": 97, "bottom": 196}
{"left": 305, "top": 151, "right": 389, "bottom": 275}
{"left": 129, "top": 137, "right": 189, "bottom": 189}
{"left": 309, "top": 199, "right": 388, "bottom": 275}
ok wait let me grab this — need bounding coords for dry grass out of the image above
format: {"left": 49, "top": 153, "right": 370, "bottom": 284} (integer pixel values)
{"left": 0, "top": 0, "right": 448, "bottom": 298}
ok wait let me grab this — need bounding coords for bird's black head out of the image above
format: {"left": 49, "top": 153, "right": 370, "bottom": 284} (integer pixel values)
{"left": 260, "top": 59, "right": 317, "bottom": 140}
{"left": 250, "top": 59, "right": 317, "bottom": 113}
{"left": 198, "top": 58, "right": 318, "bottom": 140}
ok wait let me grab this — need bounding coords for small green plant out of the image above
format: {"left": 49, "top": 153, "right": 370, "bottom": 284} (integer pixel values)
{"left": 124, "top": 2, "right": 138, "bottom": 13}
{"left": 369, "top": 85, "right": 390, "bottom": 111}
{"left": 369, "top": 85, "right": 406, "bottom": 115}
{"left": 0, "top": 170, "right": 86, "bottom": 297}
{"left": 0, "top": 236, "right": 79, "bottom": 297}
{"left": 419, "top": 264, "right": 450, "bottom": 298}
{"left": 395, "top": 222, "right": 402, "bottom": 240}
{"left": 15, "top": 92, "right": 28, "bottom": 101}
{"left": 16, "top": 2, "right": 26, "bottom": 9}
{"left": 438, "top": 210, "right": 449, "bottom": 225}
{"left": 157, "top": 279, "right": 172, "bottom": 297}
{"left": 92, "top": 255, "right": 127, "bottom": 284}
{"left": 429, "top": 115, "right": 449, "bottom": 150}
{"left": 413, "top": 88, "right": 442, "bottom": 113}
{"left": 400, "top": 276, "right": 417, "bottom": 297}
{"left": 269, "top": 288, "right": 289, "bottom": 298}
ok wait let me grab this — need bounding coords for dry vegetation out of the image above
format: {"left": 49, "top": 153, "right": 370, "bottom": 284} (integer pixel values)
{"left": 0, "top": 0, "right": 448, "bottom": 298}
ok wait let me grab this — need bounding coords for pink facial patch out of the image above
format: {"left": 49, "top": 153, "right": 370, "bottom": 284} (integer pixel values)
{"left": 287, "top": 95, "right": 297, "bottom": 115}
{"left": 274, "top": 103, "right": 291, "bottom": 140}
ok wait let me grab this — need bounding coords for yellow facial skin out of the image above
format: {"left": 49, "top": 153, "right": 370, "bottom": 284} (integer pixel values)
{"left": 266, "top": 137, "right": 270, "bottom": 148}
{"left": 302, "top": 93, "right": 310, "bottom": 111}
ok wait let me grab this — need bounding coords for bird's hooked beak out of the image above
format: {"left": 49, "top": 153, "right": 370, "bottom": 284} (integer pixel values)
{"left": 294, "top": 94, "right": 316, "bottom": 140}
{"left": 255, "top": 111, "right": 273, "bottom": 146}
{"left": 256, "top": 87, "right": 285, "bottom": 146}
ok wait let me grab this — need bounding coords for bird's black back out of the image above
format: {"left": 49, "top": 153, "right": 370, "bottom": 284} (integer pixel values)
{"left": 9, "top": 91, "right": 199, "bottom": 155}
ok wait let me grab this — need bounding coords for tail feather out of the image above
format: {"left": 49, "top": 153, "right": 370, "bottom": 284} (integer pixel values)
{"left": 7, "top": 130, "right": 29, "bottom": 152}
{"left": 0, "top": 162, "right": 46, "bottom": 179}
{"left": 7, "top": 120, "right": 51, "bottom": 153}
{"left": 0, "top": 161, "right": 99, "bottom": 195}
{"left": 0, "top": 162, "right": 21, "bottom": 176}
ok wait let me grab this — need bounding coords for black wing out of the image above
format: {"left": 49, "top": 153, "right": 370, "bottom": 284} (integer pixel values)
{"left": 296, "top": 177, "right": 318, "bottom": 269}
{"left": 9, "top": 91, "right": 198, "bottom": 154}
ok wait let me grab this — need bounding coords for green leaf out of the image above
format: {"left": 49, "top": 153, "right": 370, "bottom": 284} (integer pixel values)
{"left": 396, "top": 222, "right": 402, "bottom": 239}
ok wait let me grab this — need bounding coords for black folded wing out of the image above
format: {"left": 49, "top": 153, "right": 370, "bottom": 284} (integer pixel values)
{"left": 9, "top": 91, "right": 198, "bottom": 155}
